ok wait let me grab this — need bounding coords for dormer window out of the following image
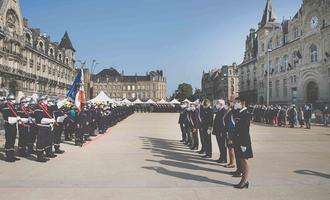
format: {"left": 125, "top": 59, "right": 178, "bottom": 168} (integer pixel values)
{"left": 25, "top": 33, "right": 32, "bottom": 44}
{"left": 65, "top": 58, "right": 69, "bottom": 64}
{"left": 49, "top": 48, "right": 54, "bottom": 57}
{"left": 38, "top": 41, "right": 44, "bottom": 51}
{"left": 58, "top": 53, "right": 62, "bottom": 61}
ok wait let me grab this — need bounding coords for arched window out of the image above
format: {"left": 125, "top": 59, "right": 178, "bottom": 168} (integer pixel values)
{"left": 25, "top": 33, "right": 31, "bottom": 44}
{"left": 38, "top": 41, "right": 44, "bottom": 51}
{"left": 310, "top": 44, "right": 317, "bottom": 63}
{"left": 49, "top": 48, "right": 54, "bottom": 57}
{"left": 58, "top": 53, "right": 62, "bottom": 61}
{"left": 65, "top": 58, "right": 69, "bottom": 64}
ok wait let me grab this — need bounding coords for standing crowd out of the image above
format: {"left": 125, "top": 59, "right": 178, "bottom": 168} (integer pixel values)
{"left": 249, "top": 104, "right": 316, "bottom": 129}
{"left": 1, "top": 94, "right": 134, "bottom": 163}
{"left": 178, "top": 96, "right": 252, "bottom": 189}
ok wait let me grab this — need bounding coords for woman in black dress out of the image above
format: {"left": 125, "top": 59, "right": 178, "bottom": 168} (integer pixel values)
{"left": 234, "top": 97, "right": 253, "bottom": 189}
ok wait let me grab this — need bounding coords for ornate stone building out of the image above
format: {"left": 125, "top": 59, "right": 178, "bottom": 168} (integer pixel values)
{"left": 92, "top": 67, "right": 167, "bottom": 101}
{"left": 0, "top": 0, "right": 76, "bottom": 98}
{"left": 201, "top": 63, "right": 239, "bottom": 101}
{"left": 238, "top": 0, "right": 330, "bottom": 106}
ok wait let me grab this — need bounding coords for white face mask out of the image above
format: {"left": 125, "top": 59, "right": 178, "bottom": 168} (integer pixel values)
{"left": 216, "top": 104, "right": 223, "bottom": 110}
{"left": 191, "top": 106, "right": 196, "bottom": 111}
{"left": 230, "top": 102, "right": 234, "bottom": 107}
{"left": 234, "top": 103, "right": 242, "bottom": 110}
{"left": 180, "top": 105, "right": 186, "bottom": 109}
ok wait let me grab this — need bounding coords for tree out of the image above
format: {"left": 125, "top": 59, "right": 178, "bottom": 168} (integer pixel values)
{"left": 171, "top": 83, "right": 193, "bottom": 101}
{"left": 190, "top": 88, "right": 204, "bottom": 101}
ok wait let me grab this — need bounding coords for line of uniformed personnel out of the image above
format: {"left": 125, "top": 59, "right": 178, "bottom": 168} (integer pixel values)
{"left": 0, "top": 94, "right": 134, "bottom": 163}
{"left": 178, "top": 97, "right": 253, "bottom": 189}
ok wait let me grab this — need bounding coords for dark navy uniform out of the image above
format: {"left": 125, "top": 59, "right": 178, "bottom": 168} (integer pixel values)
{"left": 0, "top": 102, "right": 19, "bottom": 162}
{"left": 17, "top": 105, "right": 31, "bottom": 157}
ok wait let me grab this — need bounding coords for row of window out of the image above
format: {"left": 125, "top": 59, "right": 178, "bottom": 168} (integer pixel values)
{"left": 260, "top": 27, "right": 300, "bottom": 52}
{"left": 263, "top": 44, "right": 318, "bottom": 76}
{"left": 25, "top": 33, "right": 72, "bottom": 65}
{"left": 94, "top": 84, "right": 165, "bottom": 91}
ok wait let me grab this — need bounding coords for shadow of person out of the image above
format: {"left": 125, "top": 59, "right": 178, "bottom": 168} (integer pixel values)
{"left": 146, "top": 159, "right": 231, "bottom": 175}
{"left": 142, "top": 166, "right": 232, "bottom": 186}
{"left": 294, "top": 170, "right": 330, "bottom": 179}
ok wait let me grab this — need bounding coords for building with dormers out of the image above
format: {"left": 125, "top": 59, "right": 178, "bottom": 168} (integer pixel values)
{"left": 0, "top": 0, "right": 76, "bottom": 97}
{"left": 238, "top": 0, "right": 330, "bottom": 106}
{"left": 201, "top": 63, "right": 239, "bottom": 101}
{"left": 92, "top": 67, "right": 167, "bottom": 101}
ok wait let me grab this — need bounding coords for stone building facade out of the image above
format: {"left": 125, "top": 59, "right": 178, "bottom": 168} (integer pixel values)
{"left": 92, "top": 67, "right": 167, "bottom": 101}
{"left": 0, "top": 0, "right": 76, "bottom": 98}
{"left": 238, "top": 0, "right": 330, "bottom": 106}
{"left": 201, "top": 63, "right": 239, "bottom": 101}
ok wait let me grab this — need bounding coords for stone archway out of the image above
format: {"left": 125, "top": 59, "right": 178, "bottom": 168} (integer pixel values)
{"left": 306, "top": 81, "right": 318, "bottom": 104}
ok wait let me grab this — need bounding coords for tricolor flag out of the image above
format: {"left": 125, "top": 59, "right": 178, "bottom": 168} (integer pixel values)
{"left": 67, "top": 68, "right": 86, "bottom": 111}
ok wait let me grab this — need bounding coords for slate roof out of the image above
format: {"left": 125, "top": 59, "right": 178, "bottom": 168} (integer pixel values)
{"left": 59, "top": 31, "right": 75, "bottom": 52}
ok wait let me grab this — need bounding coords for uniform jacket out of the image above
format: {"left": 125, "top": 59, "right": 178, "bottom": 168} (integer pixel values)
{"left": 212, "top": 107, "right": 227, "bottom": 136}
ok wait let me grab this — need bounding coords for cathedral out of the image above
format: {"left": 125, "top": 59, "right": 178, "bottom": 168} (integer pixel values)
{"left": 0, "top": 0, "right": 76, "bottom": 98}
{"left": 238, "top": 0, "right": 330, "bottom": 106}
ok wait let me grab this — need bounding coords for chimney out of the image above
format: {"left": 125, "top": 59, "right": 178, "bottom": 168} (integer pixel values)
{"left": 23, "top": 18, "right": 28, "bottom": 27}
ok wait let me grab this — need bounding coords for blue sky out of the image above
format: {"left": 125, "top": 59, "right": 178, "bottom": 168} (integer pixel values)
{"left": 20, "top": 0, "right": 302, "bottom": 96}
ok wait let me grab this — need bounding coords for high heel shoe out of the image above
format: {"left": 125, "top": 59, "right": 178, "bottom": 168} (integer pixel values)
{"left": 234, "top": 181, "right": 249, "bottom": 189}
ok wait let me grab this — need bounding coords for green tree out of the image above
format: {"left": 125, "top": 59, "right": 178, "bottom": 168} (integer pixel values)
{"left": 171, "top": 83, "right": 193, "bottom": 101}
{"left": 190, "top": 88, "right": 204, "bottom": 101}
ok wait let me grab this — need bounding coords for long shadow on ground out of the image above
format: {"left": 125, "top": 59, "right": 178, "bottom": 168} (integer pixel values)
{"left": 141, "top": 136, "right": 232, "bottom": 186}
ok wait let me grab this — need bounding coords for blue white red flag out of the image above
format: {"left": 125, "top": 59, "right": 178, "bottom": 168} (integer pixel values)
{"left": 67, "top": 68, "right": 86, "bottom": 110}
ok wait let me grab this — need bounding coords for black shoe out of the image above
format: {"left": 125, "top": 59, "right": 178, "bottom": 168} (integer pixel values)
{"left": 234, "top": 182, "right": 249, "bottom": 189}
{"left": 65, "top": 138, "right": 72, "bottom": 141}
{"left": 54, "top": 149, "right": 65, "bottom": 154}
{"left": 232, "top": 172, "right": 243, "bottom": 177}
{"left": 90, "top": 134, "right": 97, "bottom": 137}
{"left": 5, "top": 157, "right": 16, "bottom": 162}
{"left": 37, "top": 156, "right": 49, "bottom": 162}
{"left": 45, "top": 153, "right": 57, "bottom": 158}
{"left": 201, "top": 154, "right": 212, "bottom": 158}
{"left": 197, "top": 150, "right": 205, "bottom": 154}
{"left": 179, "top": 140, "right": 184, "bottom": 142}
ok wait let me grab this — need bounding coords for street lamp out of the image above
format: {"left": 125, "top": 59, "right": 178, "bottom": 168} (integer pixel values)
{"left": 267, "top": 48, "right": 272, "bottom": 106}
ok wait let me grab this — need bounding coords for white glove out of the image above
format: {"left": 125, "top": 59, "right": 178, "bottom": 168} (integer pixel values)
{"left": 17, "top": 116, "right": 21, "bottom": 120}
{"left": 207, "top": 127, "right": 212, "bottom": 135}
{"left": 240, "top": 146, "right": 247, "bottom": 152}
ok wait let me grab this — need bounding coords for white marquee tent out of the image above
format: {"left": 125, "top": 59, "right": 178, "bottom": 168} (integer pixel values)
{"left": 157, "top": 99, "right": 169, "bottom": 104}
{"left": 133, "top": 98, "right": 143, "bottom": 104}
{"left": 170, "top": 99, "right": 180, "bottom": 104}
{"left": 145, "top": 99, "right": 156, "bottom": 104}
{"left": 89, "top": 91, "right": 114, "bottom": 104}
{"left": 183, "top": 98, "right": 192, "bottom": 104}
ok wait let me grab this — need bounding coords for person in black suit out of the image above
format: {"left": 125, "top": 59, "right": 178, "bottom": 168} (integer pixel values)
{"left": 212, "top": 99, "right": 227, "bottom": 163}
{"left": 233, "top": 97, "right": 253, "bottom": 189}
{"left": 200, "top": 99, "right": 213, "bottom": 158}
{"left": 178, "top": 103, "right": 188, "bottom": 142}
{"left": 304, "top": 104, "right": 312, "bottom": 129}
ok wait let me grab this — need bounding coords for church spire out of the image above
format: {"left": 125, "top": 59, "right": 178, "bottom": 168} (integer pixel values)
{"left": 260, "top": 0, "right": 277, "bottom": 28}
{"left": 59, "top": 31, "right": 75, "bottom": 52}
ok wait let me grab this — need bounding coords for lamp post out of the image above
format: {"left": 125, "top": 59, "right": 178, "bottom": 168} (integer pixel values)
{"left": 267, "top": 48, "right": 272, "bottom": 106}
